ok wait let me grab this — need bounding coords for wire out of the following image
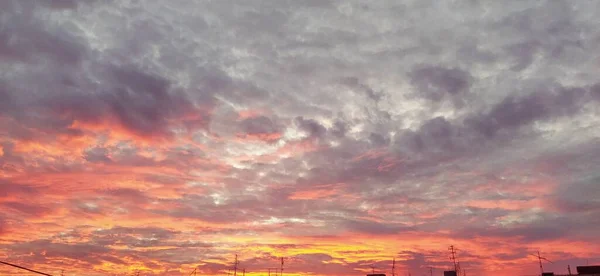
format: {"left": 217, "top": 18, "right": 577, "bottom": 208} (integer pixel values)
{"left": 0, "top": 260, "right": 54, "bottom": 276}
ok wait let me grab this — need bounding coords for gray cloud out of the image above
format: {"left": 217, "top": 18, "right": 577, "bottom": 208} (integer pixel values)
{"left": 409, "top": 65, "right": 471, "bottom": 105}
{"left": 1, "top": 0, "right": 600, "bottom": 274}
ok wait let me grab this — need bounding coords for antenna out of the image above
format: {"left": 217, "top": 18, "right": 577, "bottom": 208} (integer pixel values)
{"left": 568, "top": 265, "right": 572, "bottom": 275}
{"left": 449, "top": 245, "right": 459, "bottom": 273}
{"left": 281, "top": 257, "right": 284, "bottom": 276}
{"left": 392, "top": 258, "right": 396, "bottom": 276}
{"left": 429, "top": 266, "right": 433, "bottom": 276}
{"left": 530, "top": 251, "right": 553, "bottom": 276}
{"left": 370, "top": 264, "right": 376, "bottom": 274}
{"left": 233, "top": 254, "right": 239, "bottom": 276}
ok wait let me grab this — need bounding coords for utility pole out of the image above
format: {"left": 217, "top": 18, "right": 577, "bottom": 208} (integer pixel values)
{"left": 280, "top": 257, "right": 284, "bottom": 276}
{"left": 370, "top": 264, "right": 376, "bottom": 274}
{"left": 449, "top": 245, "right": 458, "bottom": 273}
{"left": 233, "top": 254, "right": 239, "bottom": 276}
{"left": 392, "top": 258, "right": 396, "bottom": 276}
{"left": 537, "top": 251, "right": 543, "bottom": 275}
{"left": 429, "top": 267, "right": 433, "bottom": 276}
{"left": 242, "top": 268, "right": 245, "bottom": 276}
{"left": 568, "top": 265, "right": 572, "bottom": 275}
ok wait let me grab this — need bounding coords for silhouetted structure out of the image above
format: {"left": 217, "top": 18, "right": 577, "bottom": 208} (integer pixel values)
{"left": 532, "top": 251, "right": 554, "bottom": 276}
{"left": 577, "top": 265, "right": 600, "bottom": 275}
{"left": 449, "top": 246, "right": 458, "bottom": 273}
{"left": 367, "top": 274, "right": 386, "bottom": 276}
{"left": 443, "top": 271, "right": 457, "bottom": 276}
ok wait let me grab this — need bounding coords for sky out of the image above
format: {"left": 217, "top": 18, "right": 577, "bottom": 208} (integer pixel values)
{"left": 1, "top": 0, "right": 600, "bottom": 275}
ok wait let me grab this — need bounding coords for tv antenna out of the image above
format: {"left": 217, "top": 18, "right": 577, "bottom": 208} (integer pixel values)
{"left": 449, "top": 245, "right": 459, "bottom": 273}
{"left": 530, "top": 251, "right": 553, "bottom": 276}
{"left": 233, "top": 254, "right": 240, "bottom": 276}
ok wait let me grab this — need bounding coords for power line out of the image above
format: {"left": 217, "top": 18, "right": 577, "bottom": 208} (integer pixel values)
{"left": 0, "top": 260, "right": 54, "bottom": 276}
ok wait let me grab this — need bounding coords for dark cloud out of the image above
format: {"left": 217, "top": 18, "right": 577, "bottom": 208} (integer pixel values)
{"left": 1, "top": 64, "right": 209, "bottom": 142}
{"left": 1, "top": 202, "right": 52, "bottom": 217}
{"left": 46, "top": 0, "right": 79, "bottom": 10}
{"left": 240, "top": 116, "right": 280, "bottom": 135}
{"left": 103, "top": 188, "right": 149, "bottom": 204}
{"left": 0, "top": 180, "right": 39, "bottom": 197}
{"left": 101, "top": 65, "right": 203, "bottom": 137}
{"left": 93, "top": 226, "right": 180, "bottom": 241}
{"left": 341, "top": 77, "right": 383, "bottom": 102}
{"left": 0, "top": 1, "right": 88, "bottom": 64}
{"left": 396, "top": 116, "right": 464, "bottom": 156}
{"left": 466, "top": 84, "right": 589, "bottom": 137}
{"left": 83, "top": 147, "right": 112, "bottom": 163}
{"left": 294, "top": 116, "right": 327, "bottom": 140}
{"left": 237, "top": 115, "right": 282, "bottom": 142}
{"left": 10, "top": 239, "right": 110, "bottom": 262}
{"left": 456, "top": 223, "right": 570, "bottom": 242}
{"left": 591, "top": 83, "right": 600, "bottom": 100}
{"left": 548, "top": 176, "right": 600, "bottom": 213}
{"left": 409, "top": 65, "right": 471, "bottom": 104}
{"left": 343, "top": 219, "right": 414, "bottom": 235}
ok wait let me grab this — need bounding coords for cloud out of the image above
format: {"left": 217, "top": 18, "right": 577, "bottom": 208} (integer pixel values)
{"left": 466, "top": 83, "right": 591, "bottom": 138}
{"left": 1, "top": 202, "right": 52, "bottom": 217}
{"left": 1, "top": 1, "right": 600, "bottom": 275}
{"left": 547, "top": 175, "right": 600, "bottom": 213}
{"left": 343, "top": 219, "right": 414, "bottom": 235}
{"left": 237, "top": 115, "right": 283, "bottom": 142}
{"left": 409, "top": 65, "right": 471, "bottom": 105}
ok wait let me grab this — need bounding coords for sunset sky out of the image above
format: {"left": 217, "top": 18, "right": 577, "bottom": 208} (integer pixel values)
{"left": 1, "top": 0, "right": 600, "bottom": 275}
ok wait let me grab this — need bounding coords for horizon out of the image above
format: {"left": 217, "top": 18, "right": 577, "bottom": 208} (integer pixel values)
{"left": 1, "top": 0, "right": 599, "bottom": 275}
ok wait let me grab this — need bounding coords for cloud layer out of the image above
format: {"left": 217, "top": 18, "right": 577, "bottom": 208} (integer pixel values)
{"left": 1, "top": 0, "right": 600, "bottom": 275}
